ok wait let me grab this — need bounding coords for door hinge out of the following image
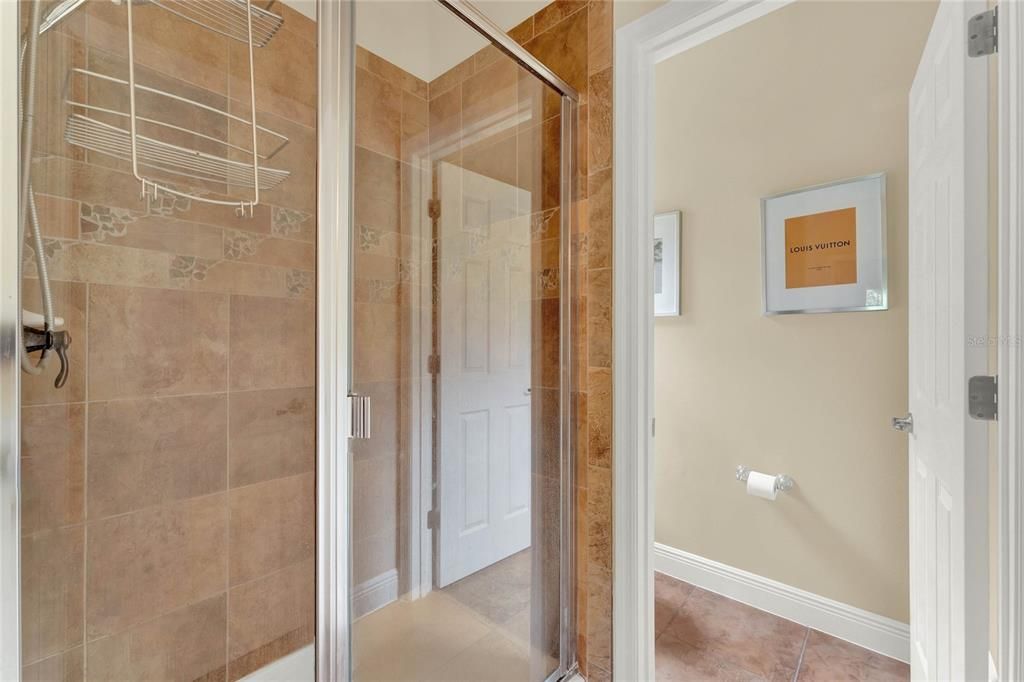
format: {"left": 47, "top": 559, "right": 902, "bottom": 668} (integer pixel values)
{"left": 428, "top": 198, "right": 441, "bottom": 221}
{"left": 428, "top": 354, "right": 440, "bottom": 374}
{"left": 968, "top": 375, "right": 997, "bottom": 421}
{"left": 348, "top": 393, "right": 372, "bottom": 439}
{"left": 426, "top": 509, "right": 439, "bottom": 529}
{"left": 651, "top": 417, "right": 656, "bottom": 438}
{"left": 968, "top": 6, "right": 997, "bottom": 57}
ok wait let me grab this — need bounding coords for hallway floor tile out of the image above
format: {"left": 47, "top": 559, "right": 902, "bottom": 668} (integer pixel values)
{"left": 654, "top": 572, "right": 910, "bottom": 682}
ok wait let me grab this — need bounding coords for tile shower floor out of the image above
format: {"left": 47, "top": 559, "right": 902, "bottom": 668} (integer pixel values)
{"left": 654, "top": 572, "right": 910, "bottom": 681}
{"left": 353, "top": 551, "right": 538, "bottom": 681}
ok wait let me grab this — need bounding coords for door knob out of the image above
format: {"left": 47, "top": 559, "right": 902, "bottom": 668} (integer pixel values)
{"left": 891, "top": 413, "right": 913, "bottom": 433}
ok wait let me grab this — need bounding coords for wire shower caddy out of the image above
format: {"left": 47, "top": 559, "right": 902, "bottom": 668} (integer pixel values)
{"left": 63, "top": 0, "right": 290, "bottom": 217}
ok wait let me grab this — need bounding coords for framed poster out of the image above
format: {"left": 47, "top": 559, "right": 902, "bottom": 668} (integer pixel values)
{"left": 654, "top": 211, "right": 681, "bottom": 317}
{"left": 761, "top": 173, "right": 887, "bottom": 314}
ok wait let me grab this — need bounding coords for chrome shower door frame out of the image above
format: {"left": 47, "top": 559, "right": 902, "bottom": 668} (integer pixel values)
{"left": 327, "top": 0, "right": 581, "bottom": 679}
{"left": 316, "top": 1, "right": 355, "bottom": 681}
{"left": 423, "top": 3, "right": 581, "bottom": 678}
{"left": 1, "top": 1, "right": 22, "bottom": 679}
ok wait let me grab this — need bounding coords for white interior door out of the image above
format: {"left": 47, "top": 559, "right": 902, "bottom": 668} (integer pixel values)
{"left": 437, "top": 162, "right": 532, "bottom": 587}
{"left": 907, "top": 1, "right": 989, "bottom": 679}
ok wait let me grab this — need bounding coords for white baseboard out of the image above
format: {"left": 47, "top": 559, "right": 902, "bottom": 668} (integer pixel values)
{"left": 653, "top": 543, "right": 910, "bottom": 663}
{"left": 352, "top": 568, "right": 398, "bottom": 619}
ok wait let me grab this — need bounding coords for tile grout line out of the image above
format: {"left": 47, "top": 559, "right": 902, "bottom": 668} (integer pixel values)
{"left": 72, "top": 470, "right": 313, "bottom": 531}
{"left": 225, "top": 291, "right": 232, "bottom": 679}
{"left": 23, "top": 383, "right": 317, "bottom": 410}
{"left": 81, "top": 274, "right": 90, "bottom": 679}
{"left": 77, "top": 557, "right": 311, "bottom": 653}
{"left": 221, "top": 28, "right": 235, "bottom": 646}
{"left": 652, "top": 577, "right": 694, "bottom": 646}
{"left": 791, "top": 627, "right": 810, "bottom": 682}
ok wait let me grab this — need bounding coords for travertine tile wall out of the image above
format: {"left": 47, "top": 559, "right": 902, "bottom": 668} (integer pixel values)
{"left": 19, "top": 3, "right": 317, "bottom": 680}
{"left": 517, "top": 3, "right": 613, "bottom": 679}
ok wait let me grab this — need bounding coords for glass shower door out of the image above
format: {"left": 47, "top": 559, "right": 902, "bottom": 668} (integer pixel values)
{"left": 12, "top": 1, "right": 319, "bottom": 679}
{"left": 349, "top": 1, "right": 576, "bottom": 679}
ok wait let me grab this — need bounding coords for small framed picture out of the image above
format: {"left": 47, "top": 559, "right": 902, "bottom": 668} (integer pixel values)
{"left": 761, "top": 173, "right": 887, "bottom": 314}
{"left": 654, "top": 211, "right": 681, "bottom": 317}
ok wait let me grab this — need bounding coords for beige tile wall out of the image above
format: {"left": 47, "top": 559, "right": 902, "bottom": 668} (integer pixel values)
{"left": 19, "top": 2, "right": 317, "bottom": 680}
{"left": 516, "top": 2, "right": 614, "bottom": 678}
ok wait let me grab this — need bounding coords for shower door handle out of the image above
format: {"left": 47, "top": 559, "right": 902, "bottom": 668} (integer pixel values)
{"left": 348, "top": 394, "right": 371, "bottom": 439}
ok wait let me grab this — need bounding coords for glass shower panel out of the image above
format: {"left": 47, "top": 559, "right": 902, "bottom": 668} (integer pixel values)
{"left": 17, "top": 1, "right": 318, "bottom": 679}
{"left": 351, "top": 2, "right": 567, "bottom": 680}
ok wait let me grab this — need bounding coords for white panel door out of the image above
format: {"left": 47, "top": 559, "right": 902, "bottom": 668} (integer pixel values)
{"left": 437, "top": 162, "right": 532, "bottom": 587}
{"left": 908, "top": 1, "right": 989, "bottom": 679}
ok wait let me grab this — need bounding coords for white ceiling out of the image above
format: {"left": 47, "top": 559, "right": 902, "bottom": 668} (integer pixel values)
{"left": 279, "top": 0, "right": 551, "bottom": 82}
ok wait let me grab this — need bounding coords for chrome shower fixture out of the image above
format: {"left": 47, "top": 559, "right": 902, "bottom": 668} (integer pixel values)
{"left": 23, "top": 326, "right": 72, "bottom": 388}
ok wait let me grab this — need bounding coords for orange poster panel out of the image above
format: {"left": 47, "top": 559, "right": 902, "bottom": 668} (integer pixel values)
{"left": 784, "top": 207, "right": 857, "bottom": 289}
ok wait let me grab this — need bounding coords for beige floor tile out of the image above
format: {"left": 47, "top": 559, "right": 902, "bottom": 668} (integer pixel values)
{"left": 796, "top": 630, "right": 909, "bottom": 682}
{"left": 656, "top": 629, "right": 766, "bottom": 682}
{"left": 666, "top": 587, "right": 806, "bottom": 680}
{"left": 424, "top": 630, "right": 530, "bottom": 682}
{"left": 352, "top": 592, "right": 493, "bottom": 681}
{"left": 654, "top": 579, "right": 909, "bottom": 682}
{"left": 654, "top": 572, "right": 695, "bottom": 637}
{"left": 444, "top": 550, "right": 532, "bottom": 629}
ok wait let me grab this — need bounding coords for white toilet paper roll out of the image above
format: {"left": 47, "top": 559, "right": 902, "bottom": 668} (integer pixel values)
{"left": 746, "top": 471, "right": 778, "bottom": 500}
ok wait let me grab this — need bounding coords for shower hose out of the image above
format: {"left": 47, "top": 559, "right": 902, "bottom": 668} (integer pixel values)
{"left": 18, "top": 0, "right": 57, "bottom": 376}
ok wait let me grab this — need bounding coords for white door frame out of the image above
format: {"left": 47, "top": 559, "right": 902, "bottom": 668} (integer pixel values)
{"left": 612, "top": 1, "right": 1024, "bottom": 680}
{"left": 997, "top": 1, "right": 1024, "bottom": 678}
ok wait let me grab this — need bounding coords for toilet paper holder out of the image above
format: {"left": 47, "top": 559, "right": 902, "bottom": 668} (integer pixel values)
{"left": 735, "top": 465, "right": 794, "bottom": 493}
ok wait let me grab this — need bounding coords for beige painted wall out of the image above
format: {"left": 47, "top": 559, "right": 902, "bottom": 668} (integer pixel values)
{"left": 652, "top": 0, "right": 936, "bottom": 622}
{"left": 614, "top": 0, "right": 668, "bottom": 28}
